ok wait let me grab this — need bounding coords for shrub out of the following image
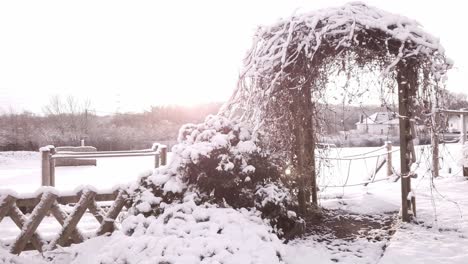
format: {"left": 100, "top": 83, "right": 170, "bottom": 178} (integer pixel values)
{"left": 130, "top": 115, "right": 304, "bottom": 238}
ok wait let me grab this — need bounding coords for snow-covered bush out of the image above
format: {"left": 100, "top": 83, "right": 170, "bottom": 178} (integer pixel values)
{"left": 131, "top": 115, "right": 304, "bottom": 238}
{"left": 0, "top": 247, "right": 43, "bottom": 264}
{"left": 54, "top": 201, "right": 286, "bottom": 264}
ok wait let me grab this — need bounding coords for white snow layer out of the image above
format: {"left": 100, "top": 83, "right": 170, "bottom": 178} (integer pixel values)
{"left": 44, "top": 201, "right": 285, "bottom": 264}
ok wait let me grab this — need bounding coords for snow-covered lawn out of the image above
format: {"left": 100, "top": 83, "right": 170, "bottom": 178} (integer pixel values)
{"left": 1, "top": 144, "right": 467, "bottom": 263}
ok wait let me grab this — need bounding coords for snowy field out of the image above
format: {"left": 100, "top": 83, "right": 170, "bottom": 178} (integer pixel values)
{"left": 1, "top": 144, "right": 467, "bottom": 263}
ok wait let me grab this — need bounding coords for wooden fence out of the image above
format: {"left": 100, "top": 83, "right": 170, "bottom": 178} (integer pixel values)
{"left": 0, "top": 188, "right": 129, "bottom": 254}
{"left": 41, "top": 143, "right": 167, "bottom": 187}
{"left": 0, "top": 143, "right": 168, "bottom": 254}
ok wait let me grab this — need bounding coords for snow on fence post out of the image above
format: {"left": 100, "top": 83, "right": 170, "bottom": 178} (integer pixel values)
{"left": 40, "top": 147, "right": 51, "bottom": 186}
{"left": 386, "top": 141, "right": 392, "bottom": 177}
{"left": 160, "top": 145, "right": 167, "bottom": 166}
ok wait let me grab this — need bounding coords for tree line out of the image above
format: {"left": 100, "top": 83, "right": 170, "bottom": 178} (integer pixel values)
{"left": 0, "top": 96, "right": 222, "bottom": 151}
{"left": 1, "top": 91, "right": 466, "bottom": 151}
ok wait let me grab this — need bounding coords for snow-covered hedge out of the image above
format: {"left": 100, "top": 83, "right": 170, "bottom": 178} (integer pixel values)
{"left": 131, "top": 115, "right": 304, "bottom": 238}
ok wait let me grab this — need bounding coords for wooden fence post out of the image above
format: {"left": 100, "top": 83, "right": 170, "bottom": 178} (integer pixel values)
{"left": 160, "top": 145, "right": 167, "bottom": 166}
{"left": 461, "top": 111, "right": 466, "bottom": 145}
{"left": 154, "top": 154, "right": 160, "bottom": 168}
{"left": 386, "top": 141, "right": 392, "bottom": 177}
{"left": 41, "top": 148, "right": 51, "bottom": 186}
{"left": 152, "top": 144, "right": 160, "bottom": 168}
{"left": 432, "top": 110, "right": 440, "bottom": 178}
{"left": 49, "top": 147, "right": 56, "bottom": 187}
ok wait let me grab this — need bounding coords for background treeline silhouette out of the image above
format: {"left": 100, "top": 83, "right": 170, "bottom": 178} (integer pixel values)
{"left": 1, "top": 91, "right": 466, "bottom": 151}
{"left": 0, "top": 96, "right": 223, "bottom": 151}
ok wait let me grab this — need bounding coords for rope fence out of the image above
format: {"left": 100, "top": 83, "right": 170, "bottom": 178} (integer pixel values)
{"left": 317, "top": 142, "right": 399, "bottom": 188}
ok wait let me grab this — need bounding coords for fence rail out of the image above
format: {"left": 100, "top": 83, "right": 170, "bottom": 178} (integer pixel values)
{"left": 52, "top": 152, "right": 159, "bottom": 159}
{"left": 40, "top": 143, "right": 168, "bottom": 187}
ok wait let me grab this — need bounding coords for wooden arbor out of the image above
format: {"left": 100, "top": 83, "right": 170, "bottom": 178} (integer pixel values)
{"left": 221, "top": 3, "right": 450, "bottom": 221}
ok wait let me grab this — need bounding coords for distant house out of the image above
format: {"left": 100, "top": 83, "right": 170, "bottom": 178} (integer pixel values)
{"left": 446, "top": 114, "right": 468, "bottom": 133}
{"left": 355, "top": 112, "right": 399, "bottom": 136}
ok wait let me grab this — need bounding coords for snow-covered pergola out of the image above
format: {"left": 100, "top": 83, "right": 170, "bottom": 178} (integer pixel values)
{"left": 221, "top": 2, "right": 451, "bottom": 221}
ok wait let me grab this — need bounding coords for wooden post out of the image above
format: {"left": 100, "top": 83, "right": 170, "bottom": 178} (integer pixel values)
{"left": 310, "top": 110, "right": 318, "bottom": 207}
{"left": 432, "top": 111, "right": 440, "bottom": 177}
{"left": 461, "top": 112, "right": 466, "bottom": 145}
{"left": 41, "top": 148, "right": 51, "bottom": 186}
{"left": 154, "top": 154, "right": 160, "bottom": 168}
{"left": 386, "top": 141, "right": 392, "bottom": 177}
{"left": 160, "top": 145, "right": 167, "bottom": 166}
{"left": 49, "top": 147, "right": 56, "bottom": 187}
{"left": 397, "top": 61, "right": 416, "bottom": 223}
{"left": 152, "top": 143, "right": 160, "bottom": 168}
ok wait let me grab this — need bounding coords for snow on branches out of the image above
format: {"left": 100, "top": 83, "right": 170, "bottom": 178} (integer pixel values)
{"left": 222, "top": 2, "right": 451, "bottom": 124}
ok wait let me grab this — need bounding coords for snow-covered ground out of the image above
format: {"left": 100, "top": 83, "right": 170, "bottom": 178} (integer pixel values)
{"left": 1, "top": 144, "right": 467, "bottom": 263}
{"left": 287, "top": 143, "right": 468, "bottom": 264}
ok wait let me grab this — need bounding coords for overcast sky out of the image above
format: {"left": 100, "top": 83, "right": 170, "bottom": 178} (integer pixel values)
{"left": 0, "top": 0, "right": 466, "bottom": 114}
